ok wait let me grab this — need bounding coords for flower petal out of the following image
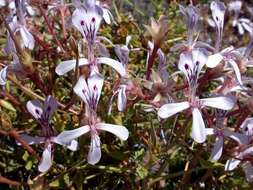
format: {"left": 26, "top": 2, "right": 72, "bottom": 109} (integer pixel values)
{"left": 88, "top": 134, "right": 101, "bottom": 165}
{"left": 97, "top": 57, "right": 126, "bottom": 76}
{"left": 224, "top": 129, "right": 248, "bottom": 144}
{"left": 201, "top": 96, "right": 235, "bottom": 110}
{"left": 66, "top": 140, "right": 78, "bottom": 151}
{"left": 206, "top": 53, "right": 223, "bottom": 68}
{"left": 225, "top": 158, "right": 240, "bottom": 171}
{"left": 191, "top": 108, "right": 206, "bottom": 143}
{"left": 54, "top": 125, "right": 90, "bottom": 146}
{"left": 0, "top": 66, "right": 8, "bottom": 86}
{"left": 38, "top": 144, "right": 52, "bottom": 172}
{"left": 42, "top": 96, "right": 58, "bottom": 121}
{"left": 87, "top": 72, "right": 104, "bottom": 108}
{"left": 205, "top": 128, "right": 215, "bottom": 135}
{"left": 96, "top": 123, "right": 129, "bottom": 140}
{"left": 55, "top": 58, "right": 89, "bottom": 75}
{"left": 210, "top": 136, "right": 223, "bottom": 161}
{"left": 158, "top": 102, "right": 190, "bottom": 119}
{"left": 228, "top": 59, "right": 243, "bottom": 85}
{"left": 74, "top": 76, "right": 90, "bottom": 104}
{"left": 20, "top": 26, "right": 35, "bottom": 50}
{"left": 117, "top": 85, "right": 127, "bottom": 112}
{"left": 17, "top": 134, "right": 44, "bottom": 145}
{"left": 26, "top": 100, "right": 43, "bottom": 120}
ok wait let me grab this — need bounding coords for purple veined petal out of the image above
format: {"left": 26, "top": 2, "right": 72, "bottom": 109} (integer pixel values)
{"left": 210, "top": 136, "right": 223, "bottom": 161}
{"left": 87, "top": 133, "right": 101, "bottom": 165}
{"left": 178, "top": 52, "right": 193, "bottom": 82}
{"left": 26, "top": 100, "right": 43, "bottom": 120}
{"left": 72, "top": 7, "right": 102, "bottom": 42}
{"left": 223, "top": 129, "right": 248, "bottom": 145}
{"left": 205, "top": 128, "right": 215, "bottom": 135}
{"left": 66, "top": 140, "right": 78, "bottom": 151}
{"left": 97, "top": 57, "right": 126, "bottom": 77}
{"left": 0, "top": 66, "right": 8, "bottom": 86}
{"left": 38, "top": 143, "right": 52, "bottom": 172}
{"left": 53, "top": 125, "right": 90, "bottom": 146}
{"left": 87, "top": 72, "right": 104, "bottom": 104}
{"left": 20, "top": 26, "right": 35, "bottom": 50}
{"left": 96, "top": 123, "right": 129, "bottom": 140}
{"left": 210, "top": 1, "right": 226, "bottom": 30}
{"left": 55, "top": 58, "right": 89, "bottom": 75}
{"left": 42, "top": 96, "right": 58, "bottom": 121}
{"left": 242, "top": 161, "right": 253, "bottom": 182}
{"left": 74, "top": 76, "right": 90, "bottom": 104}
{"left": 206, "top": 53, "right": 223, "bottom": 68}
{"left": 225, "top": 158, "right": 241, "bottom": 171}
{"left": 117, "top": 85, "right": 127, "bottom": 112}
{"left": 191, "top": 108, "right": 206, "bottom": 143}
{"left": 158, "top": 102, "right": 190, "bottom": 119}
{"left": 201, "top": 96, "right": 235, "bottom": 110}
{"left": 228, "top": 59, "right": 243, "bottom": 85}
{"left": 192, "top": 49, "right": 208, "bottom": 76}
{"left": 17, "top": 134, "right": 44, "bottom": 145}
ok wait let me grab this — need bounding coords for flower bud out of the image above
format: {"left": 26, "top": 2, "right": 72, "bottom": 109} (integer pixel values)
{"left": 145, "top": 15, "right": 169, "bottom": 45}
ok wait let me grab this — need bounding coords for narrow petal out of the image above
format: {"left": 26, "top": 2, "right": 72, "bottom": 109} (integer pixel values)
{"left": 0, "top": 67, "right": 8, "bottom": 86}
{"left": 73, "top": 76, "right": 90, "bottom": 104}
{"left": 17, "top": 134, "right": 44, "bottom": 145}
{"left": 20, "top": 26, "right": 35, "bottom": 49}
{"left": 224, "top": 129, "right": 248, "bottom": 144}
{"left": 225, "top": 158, "right": 240, "bottom": 171}
{"left": 54, "top": 125, "right": 90, "bottom": 145}
{"left": 55, "top": 58, "right": 89, "bottom": 75}
{"left": 87, "top": 134, "right": 101, "bottom": 165}
{"left": 38, "top": 144, "right": 52, "bottom": 172}
{"left": 191, "top": 108, "right": 206, "bottom": 143}
{"left": 158, "top": 102, "right": 190, "bottom": 119}
{"left": 87, "top": 72, "right": 104, "bottom": 108}
{"left": 96, "top": 123, "right": 129, "bottom": 140}
{"left": 210, "top": 137, "right": 223, "bottom": 161}
{"left": 206, "top": 53, "right": 223, "bottom": 68}
{"left": 192, "top": 49, "right": 208, "bottom": 76}
{"left": 117, "top": 85, "right": 127, "bottom": 112}
{"left": 228, "top": 59, "right": 243, "bottom": 85}
{"left": 97, "top": 57, "right": 126, "bottom": 76}
{"left": 201, "top": 96, "right": 235, "bottom": 110}
{"left": 26, "top": 100, "right": 43, "bottom": 120}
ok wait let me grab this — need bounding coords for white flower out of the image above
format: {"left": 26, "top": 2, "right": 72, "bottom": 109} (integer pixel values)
{"left": 55, "top": 121, "right": 129, "bottom": 165}
{"left": 158, "top": 96, "right": 235, "bottom": 143}
{"left": 205, "top": 128, "right": 248, "bottom": 161}
{"left": 20, "top": 95, "right": 78, "bottom": 172}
